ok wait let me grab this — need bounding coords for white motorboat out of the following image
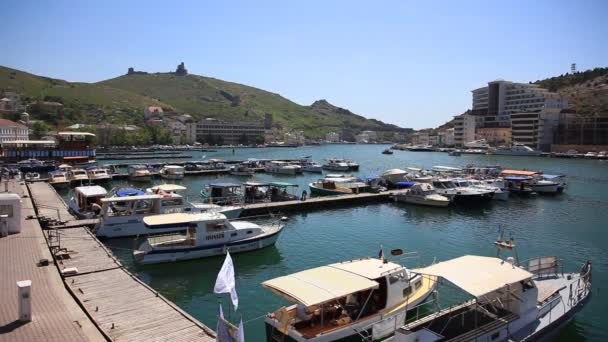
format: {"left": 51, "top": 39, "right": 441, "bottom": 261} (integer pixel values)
{"left": 95, "top": 184, "right": 243, "bottom": 238}
{"left": 133, "top": 212, "right": 285, "bottom": 264}
{"left": 300, "top": 159, "right": 323, "bottom": 173}
{"left": 68, "top": 168, "right": 89, "bottom": 184}
{"left": 467, "top": 178, "right": 509, "bottom": 201}
{"left": 86, "top": 167, "right": 111, "bottom": 183}
{"left": 128, "top": 164, "right": 153, "bottom": 182}
{"left": 322, "top": 158, "right": 351, "bottom": 171}
{"left": 48, "top": 170, "right": 70, "bottom": 189}
{"left": 24, "top": 172, "right": 40, "bottom": 181}
{"left": 160, "top": 165, "right": 185, "bottom": 180}
{"left": 491, "top": 142, "right": 542, "bottom": 156}
{"left": 309, "top": 175, "right": 369, "bottom": 196}
{"left": 265, "top": 161, "right": 302, "bottom": 175}
{"left": 464, "top": 139, "right": 490, "bottom": 149}
{"left": 529, "top": 177, "right": 560, "bottom": 194}
{"left": 388, "top": 255, "right": 591, "bottom": 342}
{"left": 541, "top": 174, "right": 566, "bottom": 192}
{"left": 432, "top": 179, "right": 494, "bottom": 203}
{"left": 584, "top": 151, "right": 597, "bottom": 159}
{"left": 598, "top": 151, "right": 607, "bottom": 159}
{"left": 263, "top": 257, "right": 436, "bottom": 341}
{"left": 68, "top": 185, "right": 108, "bottom": 219}
{"left": 406, "top": 167, "right": 433, "bottom": 183}
{"left": 380, "top": 169, "right": 409, "bottom": 185}
{"left": 394, "top": 183, "right": 450, "bottom": 207}
{"left": 229, "top": 163, "right": 255, "bottom": 176}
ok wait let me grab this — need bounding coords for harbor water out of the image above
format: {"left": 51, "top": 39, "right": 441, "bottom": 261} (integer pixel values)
{"left": 65, "top": 144, "right": 607, "bottom": 341}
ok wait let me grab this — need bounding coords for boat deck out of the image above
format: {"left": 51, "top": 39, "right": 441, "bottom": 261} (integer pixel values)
{"left": 25, "top": 182, "right": 216, "bottom": 341}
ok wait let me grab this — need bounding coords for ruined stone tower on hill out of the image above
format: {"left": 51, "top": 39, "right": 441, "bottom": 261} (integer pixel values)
{"left": 175, "top": 62, "right": 188, "bottom": 76}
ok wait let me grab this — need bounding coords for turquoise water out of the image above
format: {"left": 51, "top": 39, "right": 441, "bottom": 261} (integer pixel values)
{"left": 82, "top": 145, "right": 606, "bottom": 341}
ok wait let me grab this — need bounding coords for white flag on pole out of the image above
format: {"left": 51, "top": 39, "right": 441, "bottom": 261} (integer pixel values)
{"left": 237, "top": 318, "right": 245, "bottom": 342}
{"left": 214, "top": 251, "right": 238, "bottom": 310}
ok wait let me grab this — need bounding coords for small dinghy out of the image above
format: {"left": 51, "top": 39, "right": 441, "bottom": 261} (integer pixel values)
{"left": 494, "top": 226, "right": 515, "bottom": 248}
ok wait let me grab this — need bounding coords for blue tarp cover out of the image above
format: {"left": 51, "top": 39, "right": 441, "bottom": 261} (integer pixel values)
{"left": 116, "top": 188, "right": 145, "bottom": 197}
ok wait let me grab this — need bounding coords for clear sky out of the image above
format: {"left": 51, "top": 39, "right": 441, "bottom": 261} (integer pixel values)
{"left": 1, "top": 0, "right": 606, "bottom": 129}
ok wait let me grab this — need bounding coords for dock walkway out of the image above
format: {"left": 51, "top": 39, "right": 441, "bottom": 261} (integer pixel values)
{"left": 0, "top": 180, "right": 104, "bottom": 342}
{"left": 241, "top": 190, "right": 404, "bottom": 216}
{"left": 26, "top": 182, "right": 216, "bottom": 341}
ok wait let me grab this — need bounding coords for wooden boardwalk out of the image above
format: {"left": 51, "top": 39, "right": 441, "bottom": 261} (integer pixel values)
{"left": 241, "top": 190, "right": 404, "bottom": 216}
{"left": 28, "top": 182, "right": 74, "bottom": 223}
{"left": 27, "top": 182, "right": 216, "bottom": 341}
{"left": 0, "top": 180, "right": 104, "bottom": 342}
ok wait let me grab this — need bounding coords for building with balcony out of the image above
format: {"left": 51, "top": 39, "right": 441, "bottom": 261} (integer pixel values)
{"left": 453, "top": 113, "right": 479, "bottom": 146}
{"left": 471, "top": 80, "right": 568, "bottom": 126}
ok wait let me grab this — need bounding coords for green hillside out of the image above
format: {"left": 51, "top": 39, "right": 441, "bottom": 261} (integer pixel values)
{"left": 0, "top": 65, "right": 407, "bottom": 138}
{"left": 0, "top": 66, "right": 169, "bottom": 126}
{"left": 99, "top": 72, "right": 405, "bottom": 137}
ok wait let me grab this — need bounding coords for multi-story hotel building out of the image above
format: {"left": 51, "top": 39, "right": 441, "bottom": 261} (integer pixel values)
{"left": 189, "top": 119, "right": 265, "bottom": 145}
{"left": 453, "top": 113, "right": 479, "bottom": 146}
{"left": 472, "top": 80, "right": 568, "bottom": 126}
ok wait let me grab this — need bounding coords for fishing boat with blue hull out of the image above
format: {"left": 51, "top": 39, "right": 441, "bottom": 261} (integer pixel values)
{"left": 132, "top": 212, "right": 285, "bottom": 265}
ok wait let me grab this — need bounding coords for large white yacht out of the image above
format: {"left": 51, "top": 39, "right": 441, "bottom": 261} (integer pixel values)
{"left": 464, "top": 139, "right": 490, "bottom": 149}
{"left": 387, "top": 255, "right": 591, "bottom": 342}
{"left": 133, "top": 212, "right": 285, "bottom": 264}
{"left": 95, "top": 184, "right": 242, "bottom": 238}
{"left": 491, "top": 142, "right": 542, "bottom": 156}
{"left": 263, "top": 257, "right": 436, "bottom": 341}
{"left": 432, "top": 179, "right": 494, "bottom": 203}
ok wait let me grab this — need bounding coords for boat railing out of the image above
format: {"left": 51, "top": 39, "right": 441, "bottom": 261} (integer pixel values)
{"left": 519, "top": 256, "right": 564, "bottom": 278}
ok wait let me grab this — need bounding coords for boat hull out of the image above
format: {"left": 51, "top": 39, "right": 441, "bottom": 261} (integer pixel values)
{"left": 134, "top": 229, "right": 282, "bottom": 265}
{"left": 531, "top": 183, "right": 559, "bottom": 194}
{"left": 96, "top": 207, "right": 243, "bottom": 238}
{"left": 129, "top": 175, "right": 152, "bottom": 182}
{"left": 395, "top": 195, "right": 450, "bottom": 207}
{"left": 309, "top": 184, "right": 350, "bottom": 196}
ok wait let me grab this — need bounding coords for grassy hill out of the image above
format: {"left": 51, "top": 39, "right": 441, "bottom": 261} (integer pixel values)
{"left": 99, "top": 72, "right": 405, "bottom": 138}
{"left": 0, "top": 66, "right": 169, "bottom": 126}
{"left": 0, "top": 65, "right": 407, "bottom": 138}
{"left": 534, "top": 67, "right": 608, "bottom": 115}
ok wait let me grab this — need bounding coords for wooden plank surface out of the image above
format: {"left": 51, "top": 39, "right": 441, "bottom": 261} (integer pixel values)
{"left": 0, "top": 180, "right": 104, "bottom": 342}
{"left": 26, "top": 182, "right": 216, "bottom": 341}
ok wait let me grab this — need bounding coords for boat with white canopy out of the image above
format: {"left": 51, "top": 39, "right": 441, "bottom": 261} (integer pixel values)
{"left": 133, "top": 212, "right": 285, "bottom": 264}
{"left": 387, "top": 255, "right": 591, "bottom": 342}
{"left": 263, "top": 257, "right": 436, "bottom": 342}
{"left": 95, "top": 184, "right": 242, "bottom": 238}
{"left": 68, "top": 185, "right": 108, "bottom": 218}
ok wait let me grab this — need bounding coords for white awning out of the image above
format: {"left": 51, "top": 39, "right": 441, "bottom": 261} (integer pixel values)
{"left": 143, "top": 212, "right": 226, "bottom": 226}
{"left": 75, "top": 186, "right": 107, "bottom": 197}
{"left": 413, "top": 255, "right": 533, "bottom": 298}
{"left": 262, "top": 266, "right": 379, "bottom": 307}
{"left": 101, "top": 194, "right": 163, "bottom": 202}
{"left": 150, "top": 184, "right": 187, "bottom": 192}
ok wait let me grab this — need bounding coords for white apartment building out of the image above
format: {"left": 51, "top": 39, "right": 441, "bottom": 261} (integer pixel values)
{"left": 0, "top": 119, "right": 29, "bottom": 143}
{"left": 325, "top": 132, "right": 340, "bottom": 143}
{"left": 411, "top": 131, "right": 430, "bottom": 145}
{"left": 510, "top": 109, "right": 564, "bottom": 152}
{"left": 438, "top": 128, "right": 455, "bottom": 146}
{"left": 472, "top": 80, "right": 568, "bottom": 126}
{"left": 453, "top": 113, "right": 479, "bottom": 146}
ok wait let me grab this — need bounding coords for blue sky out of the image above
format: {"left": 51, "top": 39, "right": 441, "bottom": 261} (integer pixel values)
{"left": 1, "top": 0, "right": 606, "bottom": 129}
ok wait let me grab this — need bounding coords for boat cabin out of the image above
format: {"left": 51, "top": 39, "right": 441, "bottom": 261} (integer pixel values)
{"left": 202, "top": 183, "right": 243, "bottom": 204}
{"left": 99, "top": 193, "right": 191, "bottom": 219}
{"left": 243, "top": 181, "right": 270, "bottom": 203}
{"left": 141, "top": 212, "right": 260, "bottom": 247}
{"left": 263, "top": 258, "right": 430, "bottom": 340}
{"left": 71, "top": 186, "right": 108, "bottom": 215}
{"left": 268, "top": 182, "right": 299, "bottom": 202}
{"left": 398, "top": 255, "right": 539, "bottom": 342}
